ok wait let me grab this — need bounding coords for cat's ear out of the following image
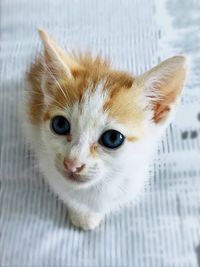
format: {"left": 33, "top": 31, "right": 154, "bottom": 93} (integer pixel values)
{"left": 137, "top": 56, "right": 187, "bottom": 124}
{"left": 38, "top": 29, "right": 79, "bottom": 81}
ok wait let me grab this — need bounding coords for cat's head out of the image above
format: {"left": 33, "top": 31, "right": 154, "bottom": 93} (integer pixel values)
{"left": 27, "top": 30, "right": 186, "bottom": 188}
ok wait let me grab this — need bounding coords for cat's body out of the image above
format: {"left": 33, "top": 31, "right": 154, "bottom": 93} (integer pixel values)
{"left": 24, "top": 30, "right": 186, "bottom": 230}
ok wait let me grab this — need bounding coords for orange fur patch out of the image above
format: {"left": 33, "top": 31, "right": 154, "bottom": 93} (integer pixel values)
{"left": 104, "top": 85, "right": 145, "bottom": 130}
{"left": 127, "top": 136, "right": 138, "bottom": 142}
{"left": 90, "top": 143, "right": 98, "bottom": 157}
{"left": 27, "top": 53, "right": 145, "bottom": 132}
{"left": 27, "top": 54, "right": 110, "bottom": 124}
{"left": 26, "top": 58, "right": 45, "bottom": 125}
{"left": 27, "top": 51, "right": 149, "bottom": 142}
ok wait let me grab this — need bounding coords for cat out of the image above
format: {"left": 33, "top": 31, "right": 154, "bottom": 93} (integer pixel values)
{"left": 24, "top": 29, "right": 187, "bottom": 230}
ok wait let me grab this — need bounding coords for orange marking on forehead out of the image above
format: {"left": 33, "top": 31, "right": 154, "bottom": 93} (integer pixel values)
{"left": 102, "top": 70, "right": 147, "bottom": 137}
{"left": 42, "top": 54, "right": 111, "bottom": 114}
{"left": 104, "top": 86, "right": 146, "bottom": 131}
{"left": 26, "top": 52, "right": 145, "bottom": 137}
{"left": 26, "top": 54, "right": 109, "bottom": 125}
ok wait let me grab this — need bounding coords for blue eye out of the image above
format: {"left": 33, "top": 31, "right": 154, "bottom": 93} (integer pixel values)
{"left": 100, "top": 130, "right": 125, "bottom": 149}
{"left": 51, "top": 116, "right": 70, "bottom": 135}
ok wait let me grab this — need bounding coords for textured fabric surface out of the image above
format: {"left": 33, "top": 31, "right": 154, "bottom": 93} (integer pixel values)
{"left": 0, "top": 0, "right": 200, "bottom": 266}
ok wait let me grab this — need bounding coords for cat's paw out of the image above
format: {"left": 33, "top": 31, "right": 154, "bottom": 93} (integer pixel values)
{"left": 68, "top": 210, "right": 102, "bottom": 230}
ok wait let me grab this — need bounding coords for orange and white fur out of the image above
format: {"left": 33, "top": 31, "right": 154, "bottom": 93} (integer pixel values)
{"left": 24, "top": 30, "right": 186, "bottom": 230}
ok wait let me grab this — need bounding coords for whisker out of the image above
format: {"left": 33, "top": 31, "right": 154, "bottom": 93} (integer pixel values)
{"left": 27, "top": 62, "right": 77, "bottom": 107}
{"left": 25, "top": 90, "right": 66, "bottom": 110}
{"left": 45, "top": 64, "right": 71, "bottom": 105}
{"left": 33, "top": 103, "right": 64, "bottom": 111}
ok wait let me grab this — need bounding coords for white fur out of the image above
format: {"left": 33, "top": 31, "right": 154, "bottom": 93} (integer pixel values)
{"left": 24, "top": 56, "right": 186, "bottom": 230}
{"left": 24, "top": 86, "right": 162, "bottom": 229}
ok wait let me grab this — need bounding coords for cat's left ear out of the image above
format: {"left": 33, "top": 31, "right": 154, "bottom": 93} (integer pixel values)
{"left": 137, "top": 56, "right": 187, "bottom": 124}
{"left": 38, "top": 29, "right": 79, "bottom": 81}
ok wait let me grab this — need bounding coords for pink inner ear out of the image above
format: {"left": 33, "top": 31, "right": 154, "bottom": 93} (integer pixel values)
{"left": 152, "top": 89, "right": 177, "bottom": 123}
{"left": 153, "top": 102, "right": 171, "bottom": 123}
{"left": 142, "top": 56, "right": 187, "bottom": 124}
{"left": 151, "top": 78, "right": 184, "bottom": 124}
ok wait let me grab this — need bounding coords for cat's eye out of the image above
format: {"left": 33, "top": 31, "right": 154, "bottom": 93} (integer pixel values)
{"left": 99, "top": 130, "right": 125, "bottom": 149}
{"left": 51, "top": 116, "right": 70, "bottom": 135}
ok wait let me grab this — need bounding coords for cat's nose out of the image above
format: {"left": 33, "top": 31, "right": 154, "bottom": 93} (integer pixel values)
{"left": 63, "top": 158, "right": 85, "bottom": 173}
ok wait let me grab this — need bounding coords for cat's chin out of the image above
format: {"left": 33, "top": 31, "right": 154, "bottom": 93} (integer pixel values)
{"left": 58, "top": 169, "right": 101, "bottom": 189}
{"left": 65, "top": 171, "right": 90, "bottom": 184}
{"left": 63, "top": 174, "right": 99, "bottom": 189}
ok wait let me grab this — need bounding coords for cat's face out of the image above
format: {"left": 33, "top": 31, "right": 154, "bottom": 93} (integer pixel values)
{"left": 27, "top": 30, "right": 186, "bottom": 188}
{"left": 40, "top": 80, "right": 148, "bottom": 188}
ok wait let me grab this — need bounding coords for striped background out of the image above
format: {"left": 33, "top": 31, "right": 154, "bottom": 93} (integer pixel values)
{"left": 0, "top": 0, "right": 200, "bottom": 266}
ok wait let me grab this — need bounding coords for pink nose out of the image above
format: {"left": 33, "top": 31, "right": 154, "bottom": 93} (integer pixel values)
{"left": 64, "top": 158, "right": 85, "bottom": 173}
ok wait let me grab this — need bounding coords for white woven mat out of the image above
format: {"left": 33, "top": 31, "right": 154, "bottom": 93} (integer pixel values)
{"left": 0, "top": 0, "right": 200, "bottom": 266}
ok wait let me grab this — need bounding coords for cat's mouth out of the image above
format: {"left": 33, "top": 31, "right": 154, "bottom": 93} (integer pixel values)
{"left": 64, "top": 170, "right": 90, "bottom": 183}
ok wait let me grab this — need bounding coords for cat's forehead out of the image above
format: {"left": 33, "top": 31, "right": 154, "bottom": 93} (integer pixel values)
{"left": 43, "top": 56, "right": 147, "bottom": 138}
{"left": 70, "top": 82, "right": 109, "bottom": 132}
{"left": 46, "top": 82, "right": 146, "bottom": 140}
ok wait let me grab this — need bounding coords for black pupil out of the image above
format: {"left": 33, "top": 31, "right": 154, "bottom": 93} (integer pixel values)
{"left": 51, "top": 116, "right": 70, "bottom": 135}
{"left": 110, "top": 132, "right": 118, "bottom": 142}
{"left": 100, "top": 130, "right": 124, "bottom": 149}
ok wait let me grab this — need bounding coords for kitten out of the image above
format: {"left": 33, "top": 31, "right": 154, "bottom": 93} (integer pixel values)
{"left": 24, "top": 29, "right": 186, "bottom": 230}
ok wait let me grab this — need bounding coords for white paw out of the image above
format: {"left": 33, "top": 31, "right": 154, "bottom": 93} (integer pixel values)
{"left": 68, "top": 210, "right": 102, "bottom": 230}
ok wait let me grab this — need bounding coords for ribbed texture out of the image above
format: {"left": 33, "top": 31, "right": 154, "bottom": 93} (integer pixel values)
{"left": 0, "top": 0, "right": 200, "bottom": 266}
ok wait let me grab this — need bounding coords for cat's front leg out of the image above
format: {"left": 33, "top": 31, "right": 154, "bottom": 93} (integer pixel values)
{"left": 68, "top": 209, "right": 103, "bottom": 230}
